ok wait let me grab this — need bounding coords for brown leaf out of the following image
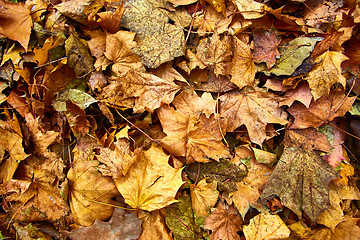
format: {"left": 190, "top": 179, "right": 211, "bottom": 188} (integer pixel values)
{"left": 204, "top": 202, "right": 242, "bottom": 240}
{"left": 288, "top": 89, "right": 355, "bottom": 129}
{"left": 280, "top": 81, "right": 313, "bottom": 108}
{"left": 0, "top": 0, "right": 32, "bottom": 50}
{"left": 243, "top": 212, "right": 291, "bottom": 240}
{"left": 138, "top": 211, "right": 172, "bottom": 240}
{"left": 232, "top": 0, "right": 265, "bottom": 19}
{"left": 193, "top": 5, "right": 231, "bottom": 36}
{"left": 308, "top": 218, "right": 360, "bottom": 240}
{"left": 252, "top": 28, "right": 281, "bottom": 69}
{"left": 114, "top": 145, "right": 184, "bottom": 211}
{"left": 69, "top": 208, "right": 143, "bottom": 240}
{"left": 219, "top": 89, "right": 288, "bottom": 145}
{"left": 158, "top": 89, "right": 230, "bottom": 162}
{"left": 94, "top": 4, "right": 124, "bottom": 34}
{"left": 229, "top": 36, "right": 256, "bottom": 89}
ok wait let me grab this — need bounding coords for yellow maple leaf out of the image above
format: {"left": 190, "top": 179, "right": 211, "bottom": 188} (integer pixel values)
{"left": 306, "top": 51, "right": 348, "bottom": 100}
{"left": 190, "top": 179, "right": 219, "bottom": 217}
{"left": 114, "top": 144, "right": 184, "bottom": 211}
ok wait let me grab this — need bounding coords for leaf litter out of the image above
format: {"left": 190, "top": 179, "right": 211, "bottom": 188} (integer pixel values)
{"left": 0, "top": 0, "right": 360, "bottom": 239}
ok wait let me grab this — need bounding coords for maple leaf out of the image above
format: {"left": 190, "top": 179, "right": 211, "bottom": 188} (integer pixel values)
{"left": 196, "top": 32, "right": 232, "bottom": 76}
{"left": 193, "top": 5, "right": 231, "bottom": 36}
{"left": 260, "top": 146, "right": 338, "bottom": 222}
{"left": 96, "top": 138, "right": 140, "bottom": 178}
{"left": 94, "top": 4, "right": 124, "bottom": 34}
{"left": 232, "top": 147, "right": 272, "bottom": 218}
{"left": 190, "top": 179, "right": 219, "bottom": 217}
{"left": 252, "top": 28, "right": 281, "bottom": 69}
{"left": 69, "top": 208, "right": 143, "bottom": 240}
{"left": 219, "top": 89, "right": 288, "bottom": 146}
{"left": 307, "top": 218, "right": 360, "bottom": 240}
{"left": 157, "top": 89, "right": 230, "bottom": 162}
{"left": 204, "top": 202, "right": 243, "bottom": 240}
{"left": 243, "top": 212, "right": 291, "bottom": 240}
{"left": 288, "top": 89, "right": 355, "bottom": 129}
{"left": 229, "top": 36, "right": 256, "bottom": 89}
{"left": 109, "top": 70, "right": 182, "bottom": 113}
{"left": 114, "top": 144, "right": 184, "bottom": 211}
{"left": 280, "top": 81, "right": 313, "bottom": 108}
{"left": 121, "top": 0, "right": 185, "bottom": 68}
{"left": 305, "top": 51, "right": 348, "bottom": 100}
{"left": 0, "top": 0, "right": 32, "bottom": 51}
{"left": 104, "top": 31, "right": 143, "bottom": 75}
{"left": 68, "top": 136, "right": 119, "bottom": 226}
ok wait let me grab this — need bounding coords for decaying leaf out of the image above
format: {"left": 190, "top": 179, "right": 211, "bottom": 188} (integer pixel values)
{"left": 219, "top": 89, "right": 288, "bottom": 145}
{"left": 232, "top": 0, "right": 265, "bottom": 19}
{"left": 243, "top": 212, "right": 290, "bottom": 240}
{"left": 190, "top": 179, "right": 219, "bottom": 217}
{"left": 121, "top": 0, "right": 185, "bottom": 68}
{"left": 204, "top": 202, "right": 243, "bottom": 240}
{"left": 138, "top": 211, "right": 172, "bottom": 240}
{"left": 52, "top": 89, "right": 97, "bottom": 112}
{"left": 114, "top": 144, "right": 184, "bottom": 211}
{"left": 69, "top": 208, "right": 143, "bottom": 240}
{"left": 253, "top": 28, "right": 281, "bottom": 69}
{"left": 260, "top": 146, "right": 338, "bottom": 222}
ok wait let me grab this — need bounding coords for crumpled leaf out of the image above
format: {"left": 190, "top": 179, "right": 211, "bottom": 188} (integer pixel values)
{"left": 305, "top": 51, "right": 349, "bottom": 100}
{"left": 232, "top": 0, "right": 265, "bottom": 19}
{"left": 109, "top": 70, "right": 182, "bottom": 113}
{"left": 68, "top": 136, "right": 119, "bottom": 226}
{"left": 114, "top": 144, "right": 184, "bottom": 211}
{"left": 185, "top": 159, "right": 247, "bottom": 193}
{"left": 260, "top": 146, "right": 338, "bottom": 222}
{"left": 121, "top": 0, "right": 185, "bottom": 68}
{"left": 219, "top": 89, "right": 288, "bottom": 146}
{"left": 0, "top": 0, "right": 32, "bottom": 50}
{"left": 253, "top": 28, "right": 281, "bottom": 69}
{"left": 265, "top": 37, "right": 322, "bottom": 76}
{"left": 165, "top": 193, "right": 202, "bottom": 240}
{"left": 196, "top": 31, "right": 232, "bottom": 76}
{"left": 157, "top": 89, "right": 230, "bottom": 163}
{"left": 229, "top": 36, "right": 256, "bottom": 89}
{"left": 52, "top": 89, "right": 97, "bottom": 112}
{"left": 65, "top": 34, "right": 94, "bottom": 77}
{"left": 104, "top": 31, "right": 143, "bottom": 75}
{"left": 190, "top": 179, "right": 219, "bottom": 217}
{"left": 243, "top": 212, "right": 290, "bottom": 240}
{"left": 308, "top": 218, "right": 360, "bottom": 240}
{"left": 204, "top": 202, "right": 243, "bottom": 240}
{"left": 288, "top": 89, "right": 355, "bottom": 129}
{"left": 69, "top": 208, "right": 143, "bottom": 240}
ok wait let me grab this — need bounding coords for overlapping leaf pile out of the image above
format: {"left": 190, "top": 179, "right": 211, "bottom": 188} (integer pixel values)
{"left": 0, "top": 0, "right": 360, "bottom": 239}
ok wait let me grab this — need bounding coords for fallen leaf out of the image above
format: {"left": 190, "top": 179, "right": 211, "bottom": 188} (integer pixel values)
{"left": 68, "top": 136, "right": 119, "bottom": 226}
{"left": 280, "top": 81, "right": 313, "bottom": 108}
{"left": 190, "top": 179, "right": 219, "bottom": 217}
{"left": 253, "top": 28, "right": 281, "bottom": 69}
{"left": 305, "top": 51, "right": 349, "bottom": 100}
{"left": 219, "top": 89, "right": 288, "bottom": 146}
{"left": 232, "top": 0, "right": 265, "bottom": 19}
{"left": 265, "top": 37, "right": 321, "bottom": 76}
{"left": 185, "top": 159, "right": 247, "bottom": 193}
{"left": 94, "top": 4, "right": 124, "bottom": 33}
{"left": 229, "top": 36, "right": 256, "bottom": 89}
{"left": 260, "top": 146, "right": 338, "bottom": 222}
{"left": 232, "top": 147, "right": 272, "bottom": 218}
{"left": 243, "top": 212, "right": 290, "bottom": 240}
{"left": 0, "top": 0, "right": 32, "bottom": 50}
{"left": 138, "top": 211, "right": 172, "bottom": 240}
{"left": 69, "top": 208, "right": 143, "bottom": 240}
{"left": 288, "top": 89, "right": 355, "bottom": 129}
{"left": 65, "top": 33, "right": 94, "bottom": 77}
{"left": 196, "top": 32, "right": 232, "bottom": 76}
{"left": 104, "top": 31, "right": 143, "bottom": 75}
{"left": 204, "top": 202, "right": 242, "bottom": 240}
{"left": 121, "top": 0, "right": 185, "bottom": 68}
{"left": 114, "top": 144, "right": 184, "bottom": 211}
{"left": 52, "top": 89, "right": 97, "bottom": 112}
{"left": 308, "top": 218, "right": 360, "bottom": 240}
{"left": 165, "top": 193, "right": 202, "bottom": 240}
{"left": 158, "top": 89, "right": 230, "bottom": 162}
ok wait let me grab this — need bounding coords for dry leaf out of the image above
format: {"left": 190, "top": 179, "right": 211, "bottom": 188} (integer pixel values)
{"left": 190, "top": 179, "right": 219, "bottom": 217}
{"left": 243, "top": 212, "right": 290, "bottom": 240}
{"left": 204, "top": 202, "right": 242, "bottom": 240}
{"left": 138, "top": 211, "right": 172, "bottom": 240}
{"left": 232, "top": 0, "right": 265, "bottom": 19}
{"left": 114, "top": 144, "right": 184, "bottom": 211}
{"left": 253, "top": 28, "right": 281, "bottom": 69}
